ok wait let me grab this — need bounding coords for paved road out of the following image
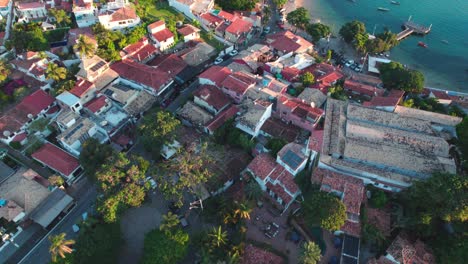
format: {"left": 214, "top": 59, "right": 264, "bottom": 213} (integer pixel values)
{"left": 15, "top": 179, "right": 97, "bottom": 264}
{"left": 0, "top": 142, "right": 53, "bottom": 178}
{"left": 166, "top": 80, "right": 201, "bottom": 113}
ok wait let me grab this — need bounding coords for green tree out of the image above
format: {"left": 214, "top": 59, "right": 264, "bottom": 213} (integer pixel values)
{"left": 234, "top": 201, "right": 252, "bottom": 221}
{"left": 339, "top": 20, "right": 366, "bottom": 44}
{"left": 329, "top": 85, "right": 347, "bottom": 101}
{"left": 46, "top": 63, "right": 67, "bottom": 82}
{"left": 457, "top": 117, "right": 468, "bottom": 170}
{"left": 54, "top": 80, "right": 76, "bottom": 95}
{"left": 399, "top": 173, "right": 468, "bottom": 236}
{"left": 300, "top": 241, "right": 322, "bottom": 264}
{"left": 302, "top": 192, "right": 347, "bottom": 231}
{"left": 306, "top": 23, "right": 331, "bottom": 42}
{"left": 48, "top": 175, "right": 64, "bottom": 187}
{"left": 49, "top": 233, "right": 75, "bottom": 262}
{"left": 156, "top": 143, "right": 213, "bottom": 207}
{"left": 48, "top": 8, "right": 71, "bottom": 26}
{"left": 245, "top": 181, "right": 263, "bottom": 201}
{"left": 301, "top": 72, "right": 315, "bottom": 87}
{"left": 0, "top": 60, "right": 11, "bottom": 83}
{"left": 286, "top": 7, "right": 310, "bottom": 30}
{"left": 273, "top": 0, "right": 288, "bottom": 7}
{"left": 326, "top": 50, "right": 332, "bottom": 62}
{"left": 160, "top": 212, "right": 180, "bottom": 235}
{"left": 74, "top": 35, "right": 96, "bottom": 58}
{"left": 379, "top": 62, "right": 425, "bottom": 92}
{"left": 401, "top": 98, "right": 414, "bottom": 108}
{"left": 138, "top": 109, "right": 181, "bottom": 159}
{"left": 369, "top": 188, "right": 388, "bottom": 208}
{"left": 209, "top": 226, "right": 228, "bottom": 248}
{"left": 126, "top": 25, "right": 146, "bottom": 44}
{"left": 79, "top": 138, "right": 114, "bottom": 179}
{"left": 141, "top": 229, "right": 189, "bottom": 264}
{"left": 215, "top": 0, "right": 258, "bottom": 11}
{"left": 266, "top": 138, "right": 287, "bottom": 157}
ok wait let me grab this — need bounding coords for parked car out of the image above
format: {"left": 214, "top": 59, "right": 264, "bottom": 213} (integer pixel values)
{"left": 263, "top": 26, "right": 271, "bottom": 34}
{"left": 214, "top": 57, "right": 223, "bottom": 65}
{"left": 229, "top": 49, "right": 239, "bottom": 56}
{"left": 146, "top": 176, "right": 157, "bottom": 189}
{"left": 345, "top": 60, "right": 354, "bottom": 67}
{"left": 179, "top": 216, "right": 189, "bottom": 228}
{"left": 354, "top": 65, "right": 363, "bottom": 72}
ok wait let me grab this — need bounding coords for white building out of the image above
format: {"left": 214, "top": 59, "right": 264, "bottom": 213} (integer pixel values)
{"left": 73, "top": 0, "right": 98, "bottom": 28}
{"left": 98, "top": 4, "right": 140, "bottom": 31}
{"left": 0, "top": 0, "right": 12, "bottom": 20}
{"left": 236, "top": 100, "right": 272, "bottom": 138}
{"left": 147, "top": 20, "right": 175, "bottom": 51}
{"left": 57, "top": 117, "right": 109, "bottom": 156}
{"left": 177, "top": 24, "right": 201, "bottom": 42}
{"left": 168, "top": 0, "right": 214, "bottom": 20}
{"left": 15, "top": 1, "right": 47, "bottom": 23}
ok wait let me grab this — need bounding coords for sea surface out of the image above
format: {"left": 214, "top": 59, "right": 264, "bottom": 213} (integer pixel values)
{"left": 301, "top": 0, "right": 468, "bottom": 92}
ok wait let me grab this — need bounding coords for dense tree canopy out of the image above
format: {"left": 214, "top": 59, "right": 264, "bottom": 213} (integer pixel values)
{"left": 155, "top": 143, "right": 213, "bottom": 207}
{"left": 79, "top": 138, "right": 114, "bottom": 178}
{"left": 74, "top": 35, "right": 96, "bottom": 58}
{"left": 266, "top": 138, "right": 287, "bottom": 157}
{"left": 306, "top": 23, "right": 331, "bottom": 42}
{"left": 215, "top": 0, "right": 258, "bottom": 11}
{"left": 302, "top": 192, "right": 347, "bottom": 231}
{"left": 141, "top": 228, "right": 189, "bottom": 264}
{"left": 300, "top": 241, "right": 322, "bottom": 264}
{"left": 286, "top": 7, "right": 310, "bottom": 30}
{"left": 339, "top": 20, "right": 367, "bottom": 43}
{"left": 48, "top": 8, "right": 71, "bottom": 26}
{"left": 457, "top": 117, "right": 468, "bottom": 170}
{"left": 301, "top": 72, "right": 315, "bottom": 87}
{"left": 138, "top": 109, "right": 181, "bottom": 159}
{"left": 11, "top": 23, "right": 49, "bottom": 53}
{"left": 273, "top": 0, "right": 288, "bottom": 7}
{"left": 96, "top": 153, "right": 149, "bottom": 223}
{"left": 0, "top": 60, "right": 11, "bottom": 83}
{"left": 379, "top": 62, "right": 424, "bottom": 92}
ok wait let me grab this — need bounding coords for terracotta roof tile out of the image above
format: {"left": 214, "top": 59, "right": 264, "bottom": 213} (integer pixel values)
{"left": 247, "top": 153, "right": 276, "bottom": 180}
{"left": 32, "top": 143, "right": 80, "bottom": 176}
{"left": 69, "top": 79, "right": 94, "bottom": 98}
{"left": 84, "top": 95, "right": 108, "bottom": 113}
{"left": 344, "top": 79, "right": 384, "bottom": 97}
{"left": 177, "top": 24, "right": 200, "bottom": 36}
{"left": 242, "top": 244, "right": 284, "bottom": 264}
{"left": 108, "top": 6, "right": 138, "bottom": 22}
{"left": 152, "top": 28, "right": 174, "bottom": 42}
{"left": 226, "top": 18, "right": 252, "bottom": 35}
{"left": 193, "top": 84, "right": 231, "bottom": 111}
{"left": 205, "top": 105, "right": 239, "bottom": 132}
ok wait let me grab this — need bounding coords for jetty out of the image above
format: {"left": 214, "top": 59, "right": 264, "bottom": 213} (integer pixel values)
{"left": 396, "top": 16, "right": 432, "bottom": 41}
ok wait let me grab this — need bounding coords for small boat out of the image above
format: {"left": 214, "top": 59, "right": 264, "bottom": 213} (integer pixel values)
{"left": 390, "top": 1, "right": 400, "bottom": 5}
{"left": 441, "top": 40, "right": 449, "bottom": 44}
{"left": 377, "top": 7, "right": 390, "bottom": 11}
{"left": 418, "top": 41, "right": 428, "bottom": 48}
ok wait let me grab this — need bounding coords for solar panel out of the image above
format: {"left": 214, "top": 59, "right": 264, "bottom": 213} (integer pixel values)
{"left": 282, "top": 150, "right": 303, "bottom": 169}
{"left": 90, "top": 61, "right": 106, "bottom": 72}
{"left": 103, "top": 89, "right": 114, "bottom": 97}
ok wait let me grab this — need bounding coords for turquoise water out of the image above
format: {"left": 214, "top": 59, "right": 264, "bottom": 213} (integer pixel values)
{"left": 304, "top": 0, "right": 468, "bottom": 92}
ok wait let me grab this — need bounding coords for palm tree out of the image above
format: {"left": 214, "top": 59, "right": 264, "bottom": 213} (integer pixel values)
{"left": 74, "top": 35, "right": 96, "bottom": 58}
{"left": 300, "top": 241, "right": 322, "bottom": 264}
{"left": 160, "top": 212, "right": 180, "bottom": 234}
{"left": 208, "top": 226, "right": 228, "bottom": 248}
{"left": 46, "top": 63, "right": 67, "bottom": 82}
{"left": 245, "top": 181, "right": 263, "bottom": 201}
{"left": 234, "top": 201, "right": 252, "bottom": 220}
{"left": 49, "top": 233, "right": 75, "bottom": 262}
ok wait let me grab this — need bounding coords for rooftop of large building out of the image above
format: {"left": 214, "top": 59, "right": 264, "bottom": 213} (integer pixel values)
{"left": 320, "top": 99, "right": 457, "bottom": 187}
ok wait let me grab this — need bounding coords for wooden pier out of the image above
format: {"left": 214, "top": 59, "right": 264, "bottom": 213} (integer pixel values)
{"left": 396, "top": 17, "right": 432, "bottom": 41}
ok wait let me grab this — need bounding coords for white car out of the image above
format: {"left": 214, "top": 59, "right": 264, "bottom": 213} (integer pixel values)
{"left": 229, "top": 49, "right": 239, "bottom": 56}
{"left": 214, "top": 57, "right": 223, "bottom": 65}
{"left": 146, "top": 176, "right": 157, "bottom": 189}
{"left": 345, "top": 60, "right": 354, "bottom": 67}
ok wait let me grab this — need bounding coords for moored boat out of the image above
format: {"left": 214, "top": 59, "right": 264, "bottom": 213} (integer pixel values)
{"left": 377, "top": 7, "right": 390, "bottom": 11}
{"left": 391, "top": 1, "right": 400, "bottom": 5}
{"left": 418, "top": 41, "right": 428, "bottom": 48}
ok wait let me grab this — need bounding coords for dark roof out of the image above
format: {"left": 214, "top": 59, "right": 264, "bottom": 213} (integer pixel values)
{"left": 341, "top": 255, "right": 358, "bottom": 264}
{"left": 0, "top": 161, "right": 14, "bottom": 184}
{"left": 29, "top": 188, "right": 74, "bottom": 228}
{"left": 343, "top": 235, "right": 360, "bottom": 258}
{"left": 175, "top": 65, "right": 200, "bottom": 84}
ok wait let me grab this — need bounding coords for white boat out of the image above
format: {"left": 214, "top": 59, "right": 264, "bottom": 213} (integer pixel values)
{"left": 377, "top": 7, "right": 390, "bottom": 11}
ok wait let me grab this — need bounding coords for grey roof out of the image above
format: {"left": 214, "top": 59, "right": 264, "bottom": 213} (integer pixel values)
{"left": 29, "top": 188, "right": 73, "bottom": 228}
{"left": 0, "top": 161, "right": 14, "bottom": 184}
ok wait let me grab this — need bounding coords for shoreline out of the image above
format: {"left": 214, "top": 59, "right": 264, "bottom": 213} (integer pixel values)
{"left": 294, "top": 0, "right": 467, "bottom": 95}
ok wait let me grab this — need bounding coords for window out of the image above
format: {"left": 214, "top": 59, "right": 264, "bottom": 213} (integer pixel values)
{"left": 74, "top": 103, "right": 80, "bottom": 108}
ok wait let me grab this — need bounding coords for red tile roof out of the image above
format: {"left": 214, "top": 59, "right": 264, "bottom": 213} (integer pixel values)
{"left": 12, "top": 132, "right": 27, "bottom": 142}
{"left": 177, "top": 24, "right": 200, "bottom": 36}
{"left": 110, "top": 59, "right": 173, "bottom": 93}
{"left": 147, "top": 20, "right": 165, "bottom": 31}
{"left": 218, "top": 10, "right": 236, "bottom": 22}
{"left": 17, "top": 90, "right": 55, "bottom": 117}
{"left": 32, "top": 143, "right": 80, "bottom": 176}
{"left": 247, "top": 153, "right": 276, "bottom": 181}
{"left": 318, "top": 70, "right": 344, "bottom": 85}
{"left": 281, "top": 67, "right": 300, "bottom": 81}
{"left": 308, "top": 129, "right": 323, "bottom": 152}
{"left": 69, "top": 79, "right": 94, "bottom": 98}
{"left": 149, "top": 54, "right": 187, "bottom": 77}
{"left": 152, "top": 28, "right": 174, "bottom": 42}
{"left": 341, "top": 221, "right": 361, "bottom": 237}
{"left": 363, "top": 96, "right": 401, "bottom": 108}
{"left": 226, "top": 18, "right": 252, "bottom": 35}
{"left": 193, "top": 85, "right": 231, "bottom": 111}
{"left": 386, "top": 234, "right": 436, "bottom": 264}
{"left": 200, "top": 12, "right": 223, "bottom": 25}
{"left": 199, "top": 66, "right": 232, "bottom": 87}
{"left": 222, "top": 75, "right": 251, "bottom": 94}
{"left": 278, "top": 95, "right": 324, "bottom": 120}
{"left": 266, "top": 181, "right": 293, "bottom": 206}
{"left": 430, "top": 89, "right": 451, "bottom": 100}
{"left": 84, "top": 95, "right": 108, "bottom": 113}
{"left": 366, "top": 207, "right": 392, "bottom": 237}
{"left": 267, "top": 31, "right": 313, "bottom": 54}
{"left": 0, "top": 0, "right": 9, "bottom": 8}
{"left": 344, "top": 79, "right": 384, "bottom": 97}
{"left": 242, "top": 244, "right": 284, "bottom": 264}
{"left": 109, "top": 6, "right": 138, "bottom": 22}
{"left": 205, "top": 105, "right": 239, "bottom": 132}
{"left": 314, "top": 168, "right": 364, "bottom": 215}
